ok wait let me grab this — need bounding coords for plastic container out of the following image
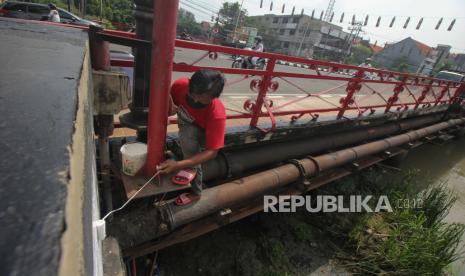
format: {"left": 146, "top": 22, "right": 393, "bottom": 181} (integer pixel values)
{"left": 120, "top": 142, "right": 147, "bottom": 176}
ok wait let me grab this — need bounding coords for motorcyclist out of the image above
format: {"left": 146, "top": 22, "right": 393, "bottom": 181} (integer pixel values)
{"left": 252, "top": 36, "right": 264, "bottom": 52}
{"left": 247, "top": 36, "right": 264, "bottom": 69}
{"left": 359, "top": 57, "right": 372, "bottom": 68}
{"left": 180, "top": 29, "right": 193, "bottom": 41}
{"left": 359, "top": 57, "right": 373, "bottom": 79}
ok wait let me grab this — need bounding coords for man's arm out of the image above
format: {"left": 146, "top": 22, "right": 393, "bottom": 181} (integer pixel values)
{"left": 158, "top": 149, "right": 218, "bottom": 174}
{"left": 168, "top": 95, "right": 177, "bottom": 116}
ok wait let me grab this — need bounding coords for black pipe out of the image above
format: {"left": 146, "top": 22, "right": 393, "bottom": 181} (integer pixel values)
{"left": 202, "top": 113, "right": 444, "bottom": 181}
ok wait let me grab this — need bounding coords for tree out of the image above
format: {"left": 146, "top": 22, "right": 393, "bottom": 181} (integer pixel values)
{"left": 218, "top": 2, "right": 247, "bottom": 40}
{"left": 244, "top": 16, "right": 281, "bottom": 52}
{"left": 347, "top": 45, "right": 371, "bottom": 65}
{"left": 391, "top": 56, "right": 410, "bottom": 72}
{"left": 177, "top": 8, "right": 202, "bottom": 36}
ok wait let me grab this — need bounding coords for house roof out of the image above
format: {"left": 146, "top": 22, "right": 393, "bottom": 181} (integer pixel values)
{"left": 412, "top": 39, "right": 433, "bottom": 56}
{"left": 370, "top": 44, "right": 383, "bottom": 54}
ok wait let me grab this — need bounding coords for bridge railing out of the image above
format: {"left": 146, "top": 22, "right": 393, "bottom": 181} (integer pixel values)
{"left": 112, "top": 38, "right": 464, "bottom": 132}
{"left": 27, "top": 19, "right": 463, "bottom": 133}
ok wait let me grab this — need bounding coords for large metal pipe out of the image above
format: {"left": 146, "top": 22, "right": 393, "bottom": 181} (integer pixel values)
{"left": 203, "top": 113, "right": 444, "bottom": 181}
{"left": 164, "top": 117, "right": 465, "bottom": 229}
{"left": 146, "top": 0, "right": 179, "bottom": 175}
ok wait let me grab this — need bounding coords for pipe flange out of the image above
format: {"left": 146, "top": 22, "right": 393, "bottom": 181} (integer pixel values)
{"left": 287, "top": 159, "right": 309, "bottom": 185}
{"left": 220, "top": 151, "right": 234, "bottom": 178}
{"left": 306, "top": 155, "right": 320, "bottom": 177}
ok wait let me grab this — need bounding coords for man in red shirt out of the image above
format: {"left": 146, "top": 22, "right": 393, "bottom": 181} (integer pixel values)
{"left": 158, "top": 70, "right": 226, "bottom": 196}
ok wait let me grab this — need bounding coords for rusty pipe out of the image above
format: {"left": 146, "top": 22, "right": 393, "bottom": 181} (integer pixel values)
{"left": 164, "top": 118, "right": 465, "bottom": 229}
{"left": 203, "top": 112, "right": 445, "bottom": 181}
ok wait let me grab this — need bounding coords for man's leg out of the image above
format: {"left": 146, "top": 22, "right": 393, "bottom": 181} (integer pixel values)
{"left": 178, "top": 118, "right": 204, "bottom": 195}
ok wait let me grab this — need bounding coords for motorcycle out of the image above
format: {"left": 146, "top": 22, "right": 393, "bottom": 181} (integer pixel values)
{"left": 231, "top": 48, "right": 266, "bottom": 70}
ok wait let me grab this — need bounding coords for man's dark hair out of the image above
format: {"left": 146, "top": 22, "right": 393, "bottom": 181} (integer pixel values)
{"left": 189, "top": 69, "right": 225, "bottom": 98}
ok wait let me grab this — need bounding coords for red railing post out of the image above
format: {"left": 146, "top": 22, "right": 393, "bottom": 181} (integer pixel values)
{"left": 337, "top": 70, "right": 363, "bottom": 119}
{"left": 384, "top": 75, "right": 407, "bottom": 113}
{"left": 434, "top": 84, "right": 450, "bottom": 106}
{"left": 145, "top": 0, "right": 179, "bottom": 176}
{"left": 415, "top": 81, "right": 433, "bottom": 109}
{"left": 450, "top": 83, "right": 465, "bottom": 104}
{"left": 250, "top": 58, "right": 276, "bottom": 128}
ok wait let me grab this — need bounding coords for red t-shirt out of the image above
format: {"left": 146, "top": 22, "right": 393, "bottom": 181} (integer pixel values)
{"left": 170, "top": 77, "right": 226, "bottom": 150}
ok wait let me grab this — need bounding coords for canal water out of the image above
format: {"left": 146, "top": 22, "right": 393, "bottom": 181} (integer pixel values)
{"left": 401, "top": 138, "right": 465, "bottom": 274}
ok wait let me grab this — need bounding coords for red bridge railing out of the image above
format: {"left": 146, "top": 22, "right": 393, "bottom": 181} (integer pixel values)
{"left": 21, "top": 18, "right": 464, "bottom": 133}
{"left": 111, "top": 39, "right": 465, "bottom": 133}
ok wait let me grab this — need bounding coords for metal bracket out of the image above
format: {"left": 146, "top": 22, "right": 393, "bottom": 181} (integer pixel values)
{"left": 287, "top": 159, "right": 310, "bottom": 187}
{"left": 216, "top": 208, "right": 233, "bottom": 226}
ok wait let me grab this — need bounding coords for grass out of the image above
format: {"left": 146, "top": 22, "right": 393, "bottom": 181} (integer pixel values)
{"left": 308, "top": 168, "right": 465, "bottom": 275}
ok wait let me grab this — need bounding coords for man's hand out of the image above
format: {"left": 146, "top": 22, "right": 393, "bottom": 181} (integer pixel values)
{"left": 169, "top": 96, "right": 178, "bottom": 116}
{"left": 157, "top": 159, "right": 179, "bottom": 174}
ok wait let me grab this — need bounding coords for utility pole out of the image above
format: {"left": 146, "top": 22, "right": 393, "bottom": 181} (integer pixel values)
{"left": 297, "top": 19, "right": 311, "bottom": 56}
{"left": 232, "top": 0, "right": 244, "bottom": 43}
{"left": 323, "top": 0, "right": 335, "bottom": 22}
{"left": 344, "top": 22, "right": 363, "bottom": 62}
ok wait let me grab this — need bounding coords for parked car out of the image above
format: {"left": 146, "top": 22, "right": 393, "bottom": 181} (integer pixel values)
{"left": 0, "top": 1, "right": 100, "bottom": 27}
{"left": 434, "top": 70, "right": 465, "bottom": 83}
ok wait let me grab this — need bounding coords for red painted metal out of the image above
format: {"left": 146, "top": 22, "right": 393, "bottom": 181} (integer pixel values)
{"left": 110, "top": 59, "right": 134, "bottom": 67}
{"left": 250, "top": 58, "right": 276, "bottom": 129}
{"left": 415, "top": 81, "right": 433, "bottom": 109}
{"left": 145, "top": 0, "right": 179, "bottom": 176}
{"left": 88, "top": 26, "right": 111, "bottom": 71}
{"left": 337, "top": 70, "right": 364, "bottom": 119}
{"left": 435, "top": 85, "right": 450, "bottom": 106}
{"left": 101, "top": 24, "right": 464, "bottom": 137}
{"left": 450, "top": 83, "right": 465, "bottom": 104}
{"left": 385, "top": 75, "right": 407, "bottom": 113}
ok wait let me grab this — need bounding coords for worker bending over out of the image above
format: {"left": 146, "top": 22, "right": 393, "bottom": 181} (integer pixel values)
{"left": 158, "top": 69, "right": 226, "bottom": 199}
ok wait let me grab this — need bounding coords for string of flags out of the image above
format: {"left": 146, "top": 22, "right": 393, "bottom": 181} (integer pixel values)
{"left": 258, "top": 0, "right": 457, "bottom": 31}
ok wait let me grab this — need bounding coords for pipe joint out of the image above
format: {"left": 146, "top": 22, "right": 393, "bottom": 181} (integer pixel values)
{"left": 287, "top": 159, "right": 309, "bottom": 185}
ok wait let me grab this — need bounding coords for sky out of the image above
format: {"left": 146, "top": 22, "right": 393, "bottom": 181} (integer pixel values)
{"left": 179, "top": 0, "right": 465, "bottom": 54}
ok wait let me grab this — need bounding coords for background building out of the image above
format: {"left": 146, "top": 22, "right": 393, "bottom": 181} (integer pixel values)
{"left": 374, "top": 37, "right": 452, "bottom": 75}
{"left": 250, "top": 14, "right": 353, "bottom": 60}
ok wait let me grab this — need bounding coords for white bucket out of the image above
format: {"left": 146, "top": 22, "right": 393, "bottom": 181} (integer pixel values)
{"left": 120, "top": 142, "right": 147, "bottom": 176}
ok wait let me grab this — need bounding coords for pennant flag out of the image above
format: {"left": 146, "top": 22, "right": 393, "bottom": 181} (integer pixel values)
{"left": 311, "top": 9, "right": 314, "bottom": 19}
{"left": 364, "top": 15, "right": 369, "bottom": 26}
{"left": 447, "top": 19, "right": 456, "bottom": 31}
{"left": 403, "top": 17, "right": 410, "bottom": 28}
{"left": 282, "top": 4, "right": 285, "bottom": 13}
{"left": 260, "top": 0, "right": 263, "bottom": 8}
{"left": 389, "top": 16, "right": 396, "bottom": 27}
{"left": 340, "top": 13, "right": 344, "bottom": 23}
{"left": 376, "top": 16, "right": 381, "bottom": 27}
{"left": 416, "top": 18, "right": 423, "bottom": 30}
{"left": 435, "top": 18, "right": 443, "bottom": 30}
